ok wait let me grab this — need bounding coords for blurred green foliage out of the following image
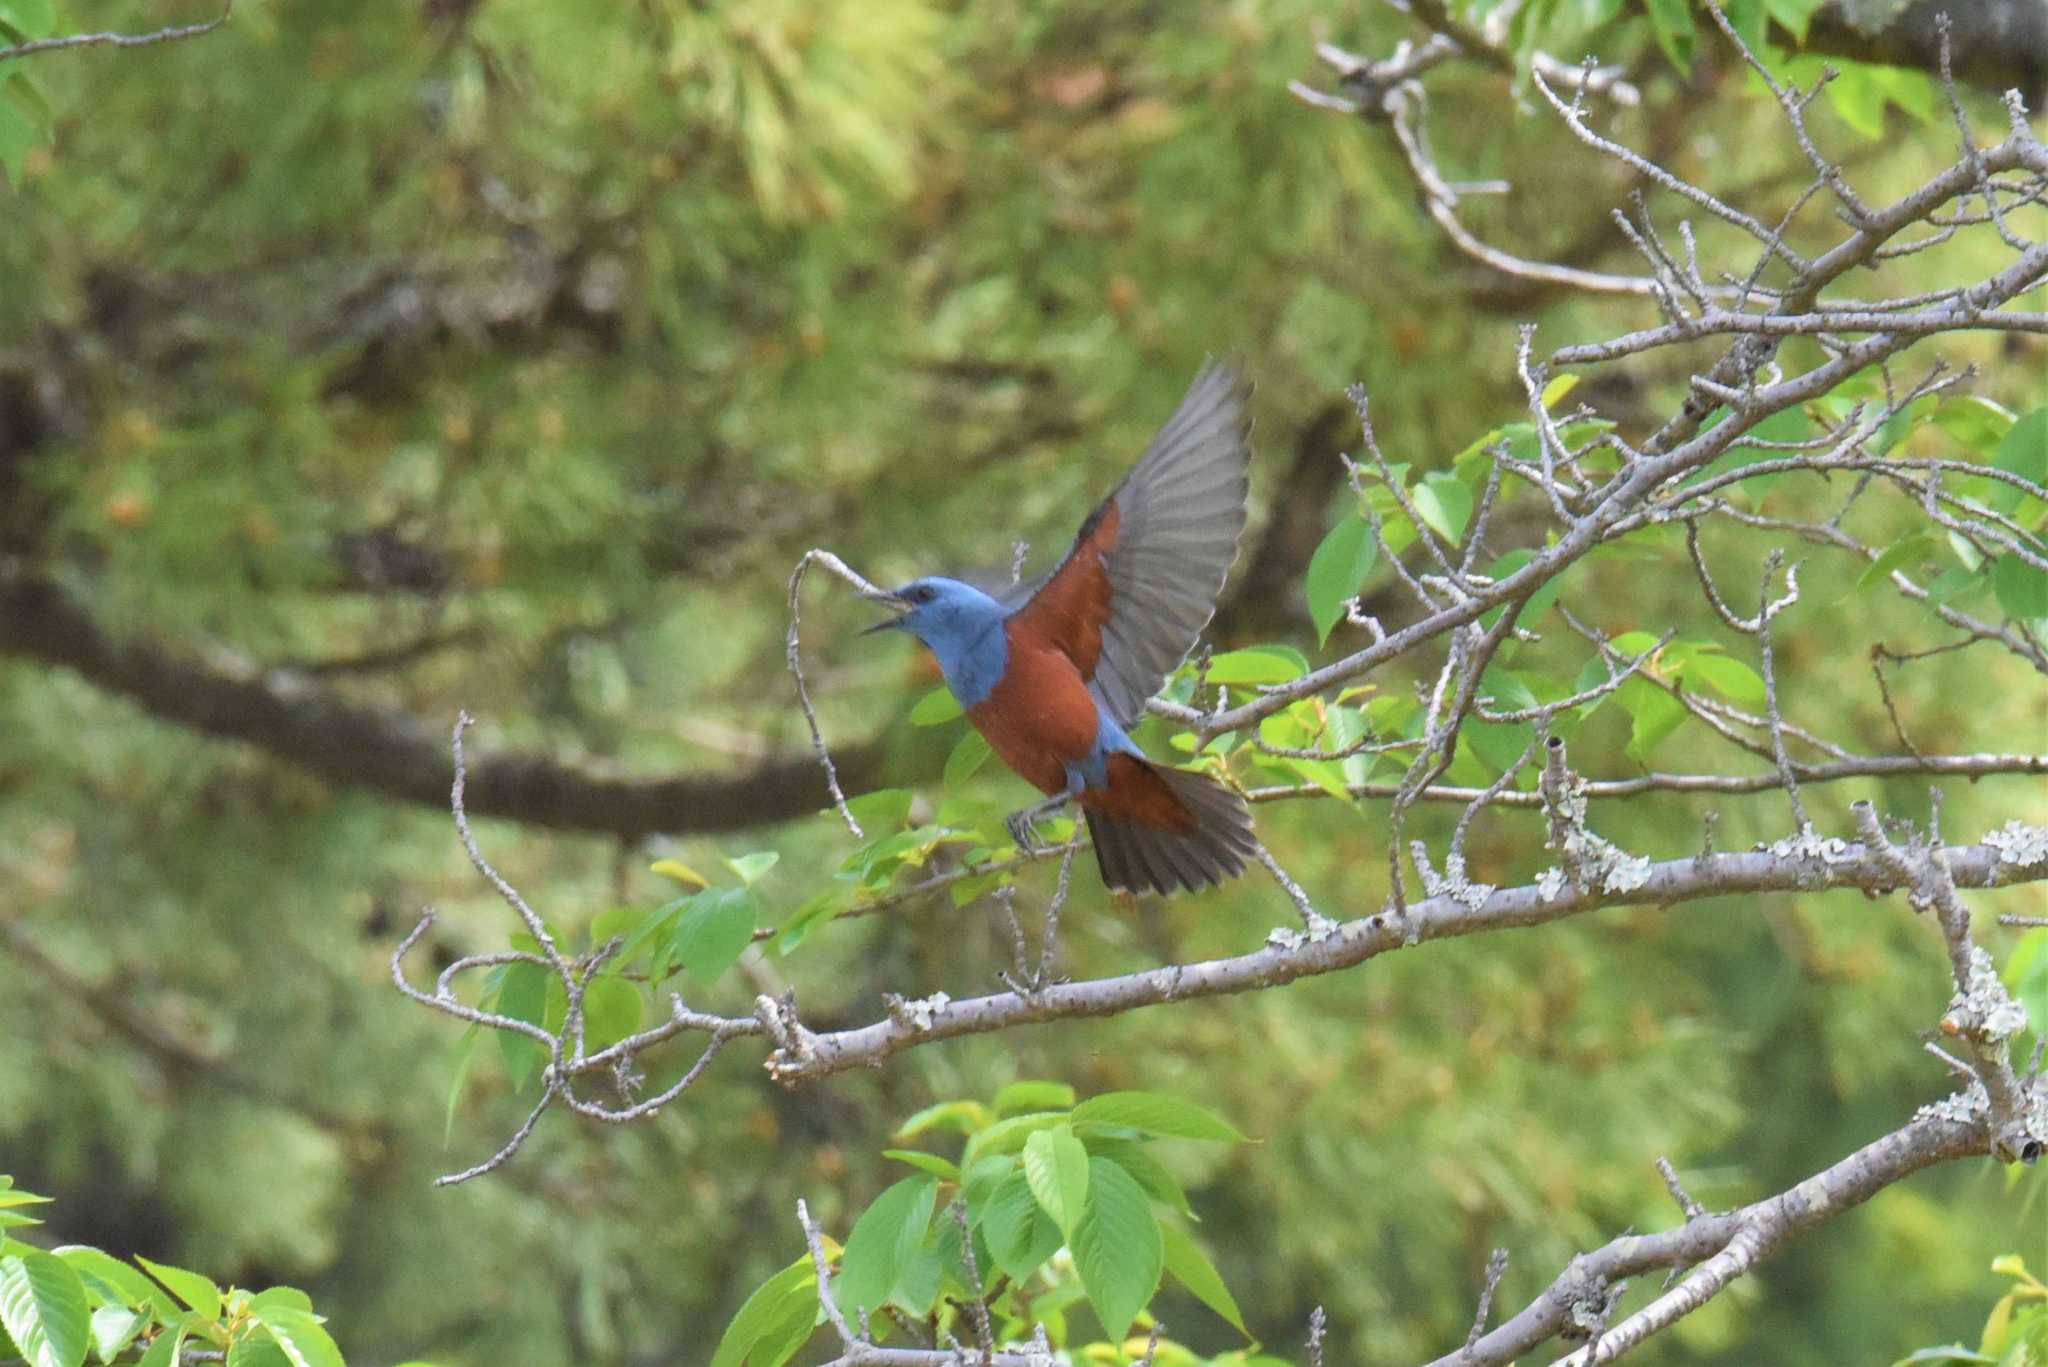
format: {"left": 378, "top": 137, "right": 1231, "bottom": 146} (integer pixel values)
{"left": 0, "top": 1, "right": 2043, "bottom": 1365}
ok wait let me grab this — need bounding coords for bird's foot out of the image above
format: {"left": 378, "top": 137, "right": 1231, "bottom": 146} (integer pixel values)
{"left": 1004, "top": 809, "right": 1045, "bottom": 854}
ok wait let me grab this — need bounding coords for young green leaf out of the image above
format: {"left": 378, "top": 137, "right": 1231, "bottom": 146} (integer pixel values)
{"left": 834, "top": 1177, "right": 936, "bottom": 1316}
{"left": 1022, "top": 1125, "right": 1091, "bottom": 1238}
{"left": 1069, "top": 1092, "right": 1248, "bottom": 1143}
{"left": 89, "top": 1305, "right": 145, "bottom": 1363}
{"left": 943, "top": 730, "right": 992, "bottom": 789}
{"left": 669, "top": 888, "right": 757, "bottom": 982}
{"left": 1681, "top": 653, "right": 1767, "bottom": 710}
{"left": 1205, "top": 646, "right": 1310, "bottom": 685}
{"left": 1079, "top": 1139, "right": 1192, "bottom": 1217}
{"left": 647, "top": 858, "right": 708, "bottom": 888}
{"left": 1617, "top": 677, "right": 1687, "bottom": 762}
{"left": 1992, "top": 554, "right": 2048, "bottom": 622}
{"left": 980, "top": 1171, "right": 1063, "bottom": 1282}
{"left": 52, "top": 1247, "right": 167, "bottom": 1317}
{"left": 842, "top": 788, "right": 915, "bottom": 831}
{"left": 225, "top": 1334, "right": 293, "bottom": 1367}
{"left": 1071, "top": 1158, "right": 1163, "bottom": 1343}
{"left": 1412, "top": 472, "right": 1472, "bottom": 545}
{"left": 894, "top": 1099, "right": 992, "bottom": 1140}
{"left": 1305, "top": 513, "right": 1377, "bottom": 646}
{"left": 133, "top": 1256, "right": 222, "bottom": 1319}
{"left": 881, "top": 1149, "right": 962, "bottom": 1182}
{"left": 135, "top": 1327, "right": 188, "bottom": 1367}
{"left": 0, "top": 1250, "right": 90, "bottom": 1367}
{"left": 991, "top": 1080, "right": 1075, "bottom": 1115}
{"left": 1160, "top": 1221, "right": 1248, "bottom": 1336}
{"left": 488, "top": 961, "right": 552, "bottom": 1092}
{"left": 249, "top": 1305, "right": 345, "bottom": 1367}
{"left": 709, "top": 1255, "right": 821, "bottom": 1367}
{"left": 581, "top": 976, "right": 644, "bottom": 1052}
{"left": 726, "top": 852, "right": 780, "bottom": 886}
{"left": 910, "top": 688, "right": 964, "bottom": 725}
{"left": 1989, "top": 408, "right": 2046, "bottom": 514}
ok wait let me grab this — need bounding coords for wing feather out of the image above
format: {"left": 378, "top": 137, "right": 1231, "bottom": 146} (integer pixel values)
{"left": 1009, "top": 362, "right": 1252, "bottom": 726}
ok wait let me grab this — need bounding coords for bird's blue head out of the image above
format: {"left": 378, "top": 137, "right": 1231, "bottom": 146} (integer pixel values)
{"left": 865, "top": 575, "right": 1009, "bottom": 707}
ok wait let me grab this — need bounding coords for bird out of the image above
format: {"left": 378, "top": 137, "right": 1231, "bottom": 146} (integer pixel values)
{"left": 866, "top": 361, "right": 1259, "bottom": 896}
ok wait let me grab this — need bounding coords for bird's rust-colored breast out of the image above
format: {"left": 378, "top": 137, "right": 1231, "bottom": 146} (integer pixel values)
{"left": 966, "top": 618, "right": 1104, "bottom": 795}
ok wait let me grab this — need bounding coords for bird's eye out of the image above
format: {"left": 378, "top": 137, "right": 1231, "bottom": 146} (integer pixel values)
{"left": 909, "top": 585, "right": 935, "bottom": 604}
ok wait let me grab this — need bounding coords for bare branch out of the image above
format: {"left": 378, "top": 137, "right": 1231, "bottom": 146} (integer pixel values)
{"left": 0, "top": 0, "right": 231, "bottom": 62}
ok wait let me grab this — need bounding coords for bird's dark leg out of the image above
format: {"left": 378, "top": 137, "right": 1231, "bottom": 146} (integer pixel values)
{"left": 1003, "top": 791, "right": 1073, "bottom": 853}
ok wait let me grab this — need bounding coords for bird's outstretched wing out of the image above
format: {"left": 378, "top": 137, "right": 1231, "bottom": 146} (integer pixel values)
{"left": 1010, "top": 362, "right": 1252, "bottom": 727}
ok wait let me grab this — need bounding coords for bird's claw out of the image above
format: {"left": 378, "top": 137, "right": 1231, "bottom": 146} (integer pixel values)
{"left": 1004, "top": 810, "right": 1044, "bottom": 854}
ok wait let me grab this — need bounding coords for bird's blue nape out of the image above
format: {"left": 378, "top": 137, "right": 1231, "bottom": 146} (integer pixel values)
{"left": 883, "top": 576, "right": 1009, "bottom": 708}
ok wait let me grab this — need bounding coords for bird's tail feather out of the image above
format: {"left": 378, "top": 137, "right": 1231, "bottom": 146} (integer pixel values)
{"left": 1084, "top": 763, "right": 1257, "bottom": 896}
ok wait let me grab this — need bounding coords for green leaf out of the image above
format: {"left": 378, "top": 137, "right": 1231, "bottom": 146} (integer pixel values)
{"left": 0, "top": 1251, "right": 90, "bottom": 1367}
{"left": 0, "top": 1185, "right": 48, "bottom": 1211}
{"left": 1857, "top": 531, "right": 1940, "bottom": 592}
{"left": 932, "top": 1207, "right": 996, "bottom": 1297}
{"left": 132, "top": 1256, "right": 221, "bottom": 1319}
{"left": 443, "top": 1024, "right": 480, "bottom": 1147}
{"left": 979, "top": 1172, "right": 1063, "bottom": 1282}
{"left": 226, "top": 1335, "right": 293, "bottom": 1367}
{"left": 943, "top": 730, "right": 992, "bottom": 789}
{"left": 0, "top": 74, "right": 49, "bottom": 188}
{"left": 1932, "top": 394, "right": 2014, "bottom": 451}
{"left": 834, "top": 1177, "right": 936, "bottom": 1316}
{"left": 1079, "top": 1138, "right": 1192, "bottom": 1217}
{"left": 51, "top": 1248, "right": 166, "bottom": 1316}
{"left": 669, "top": 887, "right": 757, "bottom": 982}
{"left": 1478, "top": 548, "right": 1566, "bottom": 631}
{"left": 710, "top": 1256, "right": 821, "bottom": 1367}
{"left": 0, "top": 0, "right": 55, "bottom": 37}
{"left": 582, "top": 976, "right": 643, "bottom": 1051}
{"left": 246, "top": 1288, "right": 314, "bottom": 1314}
{"left": 910, "top": 688, "right": 964, "bottom": 725}
{"left": 1069, "top": 1091, "right": 1248, "bottom": 1143}
{"left": 890, "top": 1239, "right": 943, "bottom": 1317}
{"left": 1466, "top": 719, "right": 1536, "bottom": 776}
{"left": 1643, "top": 0, "right": 1694, "bottom": 65}
{"left": 894, "top": 1099, "right": 992, "bottom": 1140}
{"left": 881, "top": 1149, "right": 962, "bottom": 1181}
{"left": 1022, "top": 1125, "right": 1091, "bottom": 1238}
{"left": 962, "top": 1110, "right": 1077, "bottom": 1168}
{"left": 992, "top": 1080, "right": 1075, "bottom": 1115}
{"left": 961, "top": 1154, "right": 1016, "bottom": 1213}
{"left": 647, "top": 858, "right": 709, "bottom": 889}
{"left": 1071, "top": 1158, "right": 1163, "bottom": 1343}
{"left": 1764, "top": 0, "right": 1826, "bottom": 41}
{"left": 135, "top": 1327, "right": 187, "bottom": 1367}
{"left": 2005, "top": 927, "right": 2048, "bottom": 1037}
{"left": 90, "top": 1306, "right": 145, "bottom": 1363}
{"left": 1204, "top": 646, "right": 1310, "bottom": 685}
{"left": 1682, "top": 653, "right": 1767, "bottom": 709}
{"left": 1161, "top": 1221, "right": 1247, "bottom": 1335}
{"left": 1305, "top": 513, "right": 1378, "bottom": 646}
{"left": 614, "top": 897, "right": 688, "bottom": 970}
{"left": 1411, "top": 472, "right": 1472, "bottom": 545}
{"left": 489, "top": 960, "right": 552, "bottom": 1092}
{"left": 843, "top": 788, "right": 915, "bottom": 831}
{"left": 726, "top": 852, "right": 779, "bottom": 886}
{"left": 1992, "top": 554, "right": 2048, "bottom": 622}
{"left": 249, "top": 1306, "right": 344, "bottom": 1367}
{"left": 1617, "top": 677, "right": 1687, "bottom": 762}
{"left": 1991, "top": 408, "right": 2047, "bottom": 513}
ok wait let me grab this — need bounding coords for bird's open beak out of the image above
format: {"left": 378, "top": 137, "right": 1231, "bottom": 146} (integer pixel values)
{"left": 860, "top": 589, "right": 910, "bottom": 635}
